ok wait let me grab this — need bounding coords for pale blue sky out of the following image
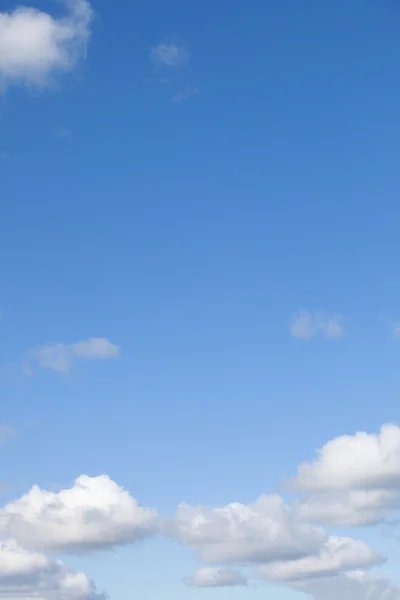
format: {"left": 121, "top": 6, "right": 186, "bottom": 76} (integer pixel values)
{"left": 2, "top": 1, "right": 400, "bottom": 599}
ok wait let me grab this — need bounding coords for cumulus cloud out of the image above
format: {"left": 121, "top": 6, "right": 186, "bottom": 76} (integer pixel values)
{"left": 168, "top": 495, "right": 385, "bottom": 591}
{"left": 0, "top": 0, "right": 93, "bottom": 90}
{"left": 290, "top": 311, "right": 345, "bottom": 339}
{"left": 28, "top": 337, "right": 120, "bottom": 373}
{"left": 258, "top": 536, "right": 383, "bottom": 582}
{"left": 287, "top": 424, "right": 400, "bottom": 527}
{"left": 167, "top": 494, "right": 327, "bottom": 565}
{"left": 186, "top": 567, "right": 247, "bottom": 587}
{"left": 150, "top": 42, "right": 189, "bottom": 68}
{"left": 295, "top": 490, "right": 400, "bottom": 527}
{"left": 0, "top": 475, "right": 157, "bottom": 553}
{"left": 0, "top": 538, "right": 104, "bottom": 600}
{"left": 291, "top": 571, "right": 400, "bottom": 600}
{"left": 290, "top": 424, "right": 400, "bottom": 492}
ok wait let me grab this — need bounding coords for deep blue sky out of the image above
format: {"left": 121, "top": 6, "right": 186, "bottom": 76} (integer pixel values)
{"left": 2, "top": 0, "right": 400, "bottom": 599}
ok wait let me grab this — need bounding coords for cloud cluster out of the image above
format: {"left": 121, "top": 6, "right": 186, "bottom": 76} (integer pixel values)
{"left": 290, "top": 311, "right": 345, "bottom": 339}
{"left": 0, "top": 0, "right": 93, "bottom": 91}
{"left": 0, "top": 424, "right": 399, "bottom": 600}
{"left": 27, "top": 337, "right": 120, "bottom": 374}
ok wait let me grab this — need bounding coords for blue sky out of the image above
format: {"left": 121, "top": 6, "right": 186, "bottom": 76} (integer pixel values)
{"left": 2, "top": 0, "right": 400, "bottom": 599}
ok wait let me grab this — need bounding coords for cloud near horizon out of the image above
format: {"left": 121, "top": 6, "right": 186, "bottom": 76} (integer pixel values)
{"left": 0, "top": 423, "right": 399, "bottom": 600}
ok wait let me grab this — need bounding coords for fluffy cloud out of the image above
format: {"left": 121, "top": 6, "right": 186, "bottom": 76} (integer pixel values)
{"left": 290, "top": 311, "right": 344, "bottom": 339}
{"left": 0, "top": 538, "right": 104, "bottom": 599}
{"left": 28, "top": 337, "right": 120, "bottom": 373}
{"left": 0, "top": 0, "right": 93, "bottom": 90}
{"left": 0, "top": 475, "right": 157, "bottom": 553}
{"left": 168, "top": 495, "right": 385, "bottom": 591}
{"left": 258, "top": 536, "right": 383, "bottom": 582}
{"left": 186, "top": 567, "right": 247, "bottom": 587}
{"left": 295, "top": 490, "right": 399, "bottom": 526}
{"left": 290, "top": 424, "right": 400, "bottom": 492}
{"left": 167, "top": 494, "right": 327, "bottom": 564}
{"left": 291, "top": 571, "right": 400, "bottom": 600}
{"left": 287, "top": 424, "right": 400, "bottom": 526}
{"left": 150, "top": 42, "right": 189, "bottom": 68}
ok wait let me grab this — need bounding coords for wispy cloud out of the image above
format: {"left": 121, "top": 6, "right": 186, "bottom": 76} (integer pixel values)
{"left": 0, "top": 423, "right": 16, "bottom": 444}
{"left": 290, "top": 310, "right": 345, "bottom": 339}
{"left": 0, "top": 0, "right": 93, "bottom": 91}
{"left": 172, "top": 84, "right": 199, "bottom": 104}
{"left": 150, "top": 42, "right": 189, "bottom": 69}
{"left": 150, "top": 40, "right": 198, "bottom": 103}
{"left": 25, "top": 337, "right": 120, "bottom": 374}
{"left": 54, "top": 124, "right": 72, "bottom": 140}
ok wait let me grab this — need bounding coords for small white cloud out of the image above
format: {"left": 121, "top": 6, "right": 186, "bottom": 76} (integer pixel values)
{"left": 0, "top": 0, "right": 93, "bottom": 91}
{"left": 150, "top": 42, "right": 189, "bottom": 68}
{"left": 172, "top": 84, "right": 198, "bottom": 103}
{"left": 289, "top": 423, "right": 400, "bottom": 492}
{"left": 186, "top": 567, "right": 247, "bottom": 587}
{"left": 28, "top": 337, "right": 120, "bottom": 374}
{"left": 0, "top": 538, "right": 105, "bottom": 599}
{"left": 0, "top": 474, "right": 157, "bottom": 554}
{"left": 290, "top": 311, "right": 345, "bottom": 339}
{"left": 0, "top": 423, "right": 16, "bottom": 444}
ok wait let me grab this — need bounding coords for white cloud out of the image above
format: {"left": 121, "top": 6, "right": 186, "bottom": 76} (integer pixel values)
{"left": 290, "top": 424, "right": 400, "bottom": 492}
{"left": 295, "top": 490, "right": 400, "bottom": 527}
{"left": 172, "top": 84, "right": 199, "bottom": 103}
{"left": 0, "top": 474, "right": 157, "bottom": 553}
{"left": 186, "top": 567, "right": 247, "bottom": 587}
{"left": 168, "top": 495, "right": 385, "bottom": 591}
{"left": 0, "top": 538, "right": 104, "bottom": 600}
{"left": 0, "top": 423, "right": 16, "bottom": 444}
{"left": 150, "top": 42, "right": 189, "bottom": 68}
{"left": 258, "top": 536, "right": 383, "bottom": 582}
{"left": 291, "top": 571, "right": 400, "bottom": 600}
{"left": 167, "top": 494, "right": 327, "bottom": 565}
{"left": 29, "top": 337, "right": 120, "bottom": 373}
{"left": 290, "top": 311, "right": 345, "bottom": 339}
{"left": 0, "top": 0, "right": 93, "bottom": 90}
